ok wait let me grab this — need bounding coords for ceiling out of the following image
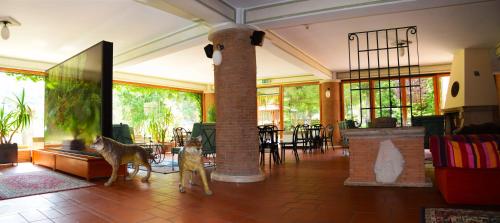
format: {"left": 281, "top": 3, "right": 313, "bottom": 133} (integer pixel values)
{"left": 1, "top": 0, "right": 499, "bottom": 88}
{"left": 0, "top": 0, "right": 193, "bottom": 62}
{"left": 273, "top": 0, "right": 500, "bottom": 71}
{"left": 116, "top": 41, "right": 309, "bottom": 83}
{"left": 222, "top": 0, "right": 286, "bottom": 9}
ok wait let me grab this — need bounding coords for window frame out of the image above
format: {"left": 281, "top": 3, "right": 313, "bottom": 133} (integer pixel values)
{"left": 257, "top": 81, "right": 321, "bottom": 136}
{"left": 341, "top": 73, "right": 450, "bottom": 126}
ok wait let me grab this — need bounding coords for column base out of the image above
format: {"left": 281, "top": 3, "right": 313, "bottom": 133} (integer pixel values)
{"left": 211, "top": 170, "right": 265, "bottom": 183}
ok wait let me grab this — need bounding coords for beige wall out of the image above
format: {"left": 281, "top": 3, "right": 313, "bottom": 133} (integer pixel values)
{"left": 444, "top": 49, "right": 465, "bottom": 109}
{"left": 444, "top": 48, "right": 498, "bottom": 109}
{"left": 464, "top": 48, "right": 498, "bottom": 107}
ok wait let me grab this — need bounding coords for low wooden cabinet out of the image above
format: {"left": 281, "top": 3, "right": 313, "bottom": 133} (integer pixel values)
{"left": 32, "top": 149, "right": 125, "bottom": 181}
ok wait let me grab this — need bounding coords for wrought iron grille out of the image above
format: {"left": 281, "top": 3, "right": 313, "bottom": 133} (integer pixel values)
{"left": 347, "top": 26, "right": 421, "bottom": 127}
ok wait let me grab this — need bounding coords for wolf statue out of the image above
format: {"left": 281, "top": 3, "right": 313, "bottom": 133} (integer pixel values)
{"left": 91, "top": 136, "right": 151, "bottom": 186}
{"left": 178, "top": 136, "right": 213, "bottom": 195}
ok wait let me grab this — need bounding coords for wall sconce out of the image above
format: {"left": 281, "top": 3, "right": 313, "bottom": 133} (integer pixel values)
{"left": 204, "top": 44, "right": 224, "bottom": 66}
{"left": 250, "top": 31, "right": 265, "bottom": 46}
{"left": 325, "top": 88, "right": 331, "bottom": 98}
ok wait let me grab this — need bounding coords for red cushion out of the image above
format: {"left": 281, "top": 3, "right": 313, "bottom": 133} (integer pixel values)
{"left": 435, "top": 167, "right": 500, "bottom": 205}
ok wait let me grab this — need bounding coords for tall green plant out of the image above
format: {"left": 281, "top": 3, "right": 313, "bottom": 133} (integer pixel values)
{"left": 148, "top": 106, "right": 173, "bottom": 144}
{"left": 0, "top": 89, "right": 32, "bottom": 144}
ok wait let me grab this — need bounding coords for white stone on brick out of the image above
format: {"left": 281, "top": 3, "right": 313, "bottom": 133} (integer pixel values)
{"left": 374, "top": 139, "right": 405, "bottom": 184}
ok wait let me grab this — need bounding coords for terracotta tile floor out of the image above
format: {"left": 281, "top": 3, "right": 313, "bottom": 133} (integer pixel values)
{"left": 0, "top": 149, "right": 494, "bottom": 223}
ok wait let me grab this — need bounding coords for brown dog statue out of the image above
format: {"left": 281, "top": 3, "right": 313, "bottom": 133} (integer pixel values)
{"left": 91, "top": 136, "right": 151, "bottom": 186}
{"left": 178, "top": 136, "right": 213, "bottom": 195}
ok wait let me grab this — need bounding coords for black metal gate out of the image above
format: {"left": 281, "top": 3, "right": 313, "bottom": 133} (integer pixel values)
{"left": 347, "top": 26, "right": 421, "bottom": 127}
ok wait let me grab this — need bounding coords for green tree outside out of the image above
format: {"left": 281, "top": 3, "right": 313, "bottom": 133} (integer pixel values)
{"left": 113, "top": 83, "right": 202, "bottom": 141}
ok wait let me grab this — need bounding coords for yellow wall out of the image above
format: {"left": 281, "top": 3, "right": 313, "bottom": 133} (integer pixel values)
{"left": 444, "top": 48, "right": 498, "bottom": 109}
{"left": 464, "top": 48, "right": 497, "bottom": 106}
{"left": 444, "top": 49, "right": 465, "bottom": 109}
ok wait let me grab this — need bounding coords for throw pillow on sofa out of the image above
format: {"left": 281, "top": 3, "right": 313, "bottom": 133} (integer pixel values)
{"left": 445, "top": 140, "right": 499, "bottom": 168}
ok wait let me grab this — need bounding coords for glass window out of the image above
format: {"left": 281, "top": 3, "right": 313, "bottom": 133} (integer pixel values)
{"left": 343, "top": 75, "right": 442, "bottom": 127}
{"left": 257, "top": 87, "right": 280, "bottom": 126}
{"left": 374, "top": 79, "right": 402, "bottom": 125}
{"left": 343, "top": 81, "right": 370, "bottom": 127}
{"left": 113, "top": 83, "right": 202, "bottom": 140}
{"left": 406, "top": 77, "right": 435, "bottom": 119}
{"left": 283, "top": 85, "right": 320, "bottom": 132}
{"left": 0, "top": 72, "right": 45, "bottom": 147}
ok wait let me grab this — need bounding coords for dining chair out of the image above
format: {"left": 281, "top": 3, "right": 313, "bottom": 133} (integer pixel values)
{"left": 258, "top": 125, "right": 280, "bottom": 167}
{"left": 339, "top": 120, "right": 358, "bottom": 156}
{"left": 279, "top": 124, "right": 300, "bottom": 163}
{"left": 171, "top": 127, "right": 190, "bottom": 170}
{"left": 297, "top": 124, "right": 310, "bottom": 153}
{"left": 310, "top": 124, "right": 324, "bottom": 153}
{"left": 323, "top": 124, "right": 334, "bottom": 151}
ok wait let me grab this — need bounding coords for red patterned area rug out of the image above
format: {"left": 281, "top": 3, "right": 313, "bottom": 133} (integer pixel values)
{"left": 0, "top": 170, "right": 95, "bottom": 200}
{"left": 423, "top": 208, "right": 500, "bottom": 223}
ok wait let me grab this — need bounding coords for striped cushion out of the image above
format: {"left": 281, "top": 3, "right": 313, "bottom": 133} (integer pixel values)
{"left": 430, "top": 134, "right": 500, "bottom": 168}
{"left": 446, "top": 140, "right": 499, "bottom": 168}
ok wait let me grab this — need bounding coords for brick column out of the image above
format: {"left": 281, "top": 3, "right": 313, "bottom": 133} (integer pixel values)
{"left": 320, "top": 80, "right": 342, "bottom": 144}
{"left": 209, "top": 25, "right": 265, "bottom": 183}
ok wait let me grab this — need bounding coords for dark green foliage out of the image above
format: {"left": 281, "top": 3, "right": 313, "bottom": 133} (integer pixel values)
{"left": 5, "top": 72, "right": 45, "bottom": 82}
{"left": 283, "top": 85, "right": 320, "bottom": 131}
{"left": 113, "top": 83, "right": 202, "bottom": 140}
{"left": 411, "top": 78, "right": 435, "bottom": 117}
{"left": 207, "top": 105, "right": 216, "bottom": 122}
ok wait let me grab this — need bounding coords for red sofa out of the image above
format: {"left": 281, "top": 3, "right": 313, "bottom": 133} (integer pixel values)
{"left": 429, "top": 135, "right": 500, "bottom": 205}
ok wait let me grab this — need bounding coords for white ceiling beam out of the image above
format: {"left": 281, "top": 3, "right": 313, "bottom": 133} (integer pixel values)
{"left": 245, "top": 0, "right": 487, "bottom": 29}
{"left": 0, "top": 56, "right": 54, "bottom": 71}
{"left": 136, "top": 0, "right": 235, "bottom": 24}
{"left": 336, "top": 64, "right": 451, "bottom": 79}
{"left": 113, "top": 23, "right": 210, "bottom": 68}
{"left": 114, "top": 71, "right": 208, "bottom": 91}
{"left": 264, "top": 30, "right": 333, "bottom": 80}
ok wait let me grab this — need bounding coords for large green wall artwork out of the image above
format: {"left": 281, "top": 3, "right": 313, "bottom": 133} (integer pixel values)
{"left": 45, "top": 41, "right": 113, "bottom": 150}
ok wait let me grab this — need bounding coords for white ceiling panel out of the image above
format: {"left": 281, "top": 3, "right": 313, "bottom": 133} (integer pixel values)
{"left": 0, "top": 0, "right": 193, "bottom": 63}
{"left": 116, "top": 42, "right": 309, "bottom": 84}
{"left": 272, "top": 0, "right": 500, "bottom": 72}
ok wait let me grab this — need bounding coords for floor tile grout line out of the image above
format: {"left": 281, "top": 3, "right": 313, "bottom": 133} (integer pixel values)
{"left": 17, "top": 212, "right": 30, "bottom": 223}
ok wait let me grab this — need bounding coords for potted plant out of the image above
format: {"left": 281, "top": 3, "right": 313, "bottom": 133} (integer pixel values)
{"left": 148, "top": 106, "right": 173, "bottom": 153}
{"left": 0, "top": 90, "right": 32, "bottom": 164}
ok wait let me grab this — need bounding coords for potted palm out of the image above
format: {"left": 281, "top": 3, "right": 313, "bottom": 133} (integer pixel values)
{"left": 148, "top": 106, "right": 173, "bottom": 153}
{"left": 0, "top": 90, "right": 32, "bottom": 164}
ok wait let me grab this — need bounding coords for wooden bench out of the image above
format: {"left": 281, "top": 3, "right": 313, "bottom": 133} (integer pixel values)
{"left": 32, "top": 149, "right": 126, "bottom": 181}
